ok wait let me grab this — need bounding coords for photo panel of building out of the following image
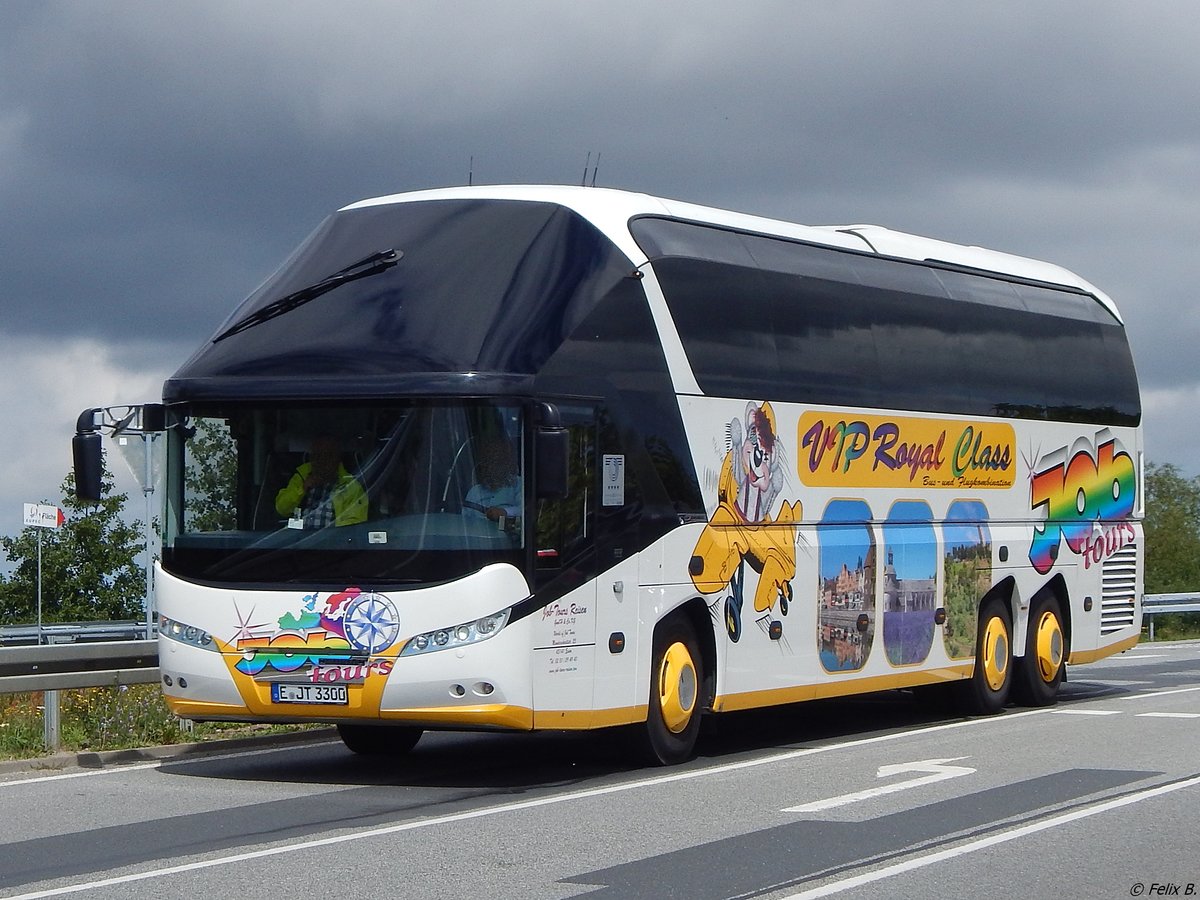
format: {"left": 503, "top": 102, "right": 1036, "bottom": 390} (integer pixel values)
{"left": 817, "top": 500, "right": 876, "bottom": 672}
{"left": 882, "top": 500, "right": 938, "bottom": 666}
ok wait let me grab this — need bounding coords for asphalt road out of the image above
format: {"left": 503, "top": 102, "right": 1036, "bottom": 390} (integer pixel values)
{"left": 1, "top": 640, "right": 1197, "bottom": 900}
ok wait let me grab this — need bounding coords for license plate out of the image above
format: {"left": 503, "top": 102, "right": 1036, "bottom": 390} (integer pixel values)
{"left": 271, "top": 682, "right": 348, "bottom": 705}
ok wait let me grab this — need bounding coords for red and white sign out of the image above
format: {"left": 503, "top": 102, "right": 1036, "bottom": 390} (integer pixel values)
{"left": 23, "top": 503, "right": 65, "bottom": 529}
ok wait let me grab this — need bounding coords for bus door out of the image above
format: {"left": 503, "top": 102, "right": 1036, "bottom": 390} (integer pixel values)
{"left": 531, "top": 407, "right": 600, "bottom": 726}
{"left": 591, "top": 415, "right": 643, "bottom": 726}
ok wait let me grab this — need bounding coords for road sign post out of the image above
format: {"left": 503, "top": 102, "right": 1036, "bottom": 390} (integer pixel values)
{"left": 23, "top": 503, "right": 65, "bottom": 646}
{"left": 23, "top": 502, "right": 65, "bottom": 751}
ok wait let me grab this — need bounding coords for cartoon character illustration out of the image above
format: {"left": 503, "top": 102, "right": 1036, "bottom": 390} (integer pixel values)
{"left": 690, "top": 402, "right": 801, "bottom": 641}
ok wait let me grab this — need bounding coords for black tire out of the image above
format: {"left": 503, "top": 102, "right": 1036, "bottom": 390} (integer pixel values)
{"left": 1012, "top": 595, "right": 1066, "bottom": 706}
{"left": 337, "top": 723, "right": 423, "bottom": 756}
{"left": 638, "top": 618, "right": 705, "bottom": 766}
{"left": 954, "top": 597, "right": 1013, "bottom": 716}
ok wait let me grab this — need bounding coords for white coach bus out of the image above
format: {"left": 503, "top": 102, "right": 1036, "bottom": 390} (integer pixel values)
{"left": 74, "top": 186, "right": 1142, "bottom": 764}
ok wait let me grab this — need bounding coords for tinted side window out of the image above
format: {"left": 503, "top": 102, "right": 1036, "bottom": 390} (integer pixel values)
{"left": 651, "top": 260, "right": 780, "bottom": 399}
{"left": 634, "top": 219, "right": 1140, "bottom": 426}
{"left": 766, "top": 268, "right": 881, "bottom": 408}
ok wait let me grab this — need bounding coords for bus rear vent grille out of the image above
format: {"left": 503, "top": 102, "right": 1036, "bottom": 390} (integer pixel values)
{"left": 1100, "top": 543, "right": 1138, "bottom": 634}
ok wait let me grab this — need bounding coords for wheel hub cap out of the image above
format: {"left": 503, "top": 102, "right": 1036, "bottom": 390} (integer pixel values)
{"left": 982, "top": 616, "right": 1009, "bottom": 692}
{"left": 659, "top": 641, "right": 698, "bottom": 734}
{"left": 1035, "top": 610, "right": 1064, "bottom": 683}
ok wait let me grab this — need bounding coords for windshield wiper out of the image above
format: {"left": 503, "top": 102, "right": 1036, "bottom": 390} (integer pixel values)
{"left": 213, "top": 249, "right": 402, "bottom": 342}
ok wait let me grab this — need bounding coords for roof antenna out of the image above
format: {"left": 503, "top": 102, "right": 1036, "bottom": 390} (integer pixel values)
{"left": 581, "top": 151, "right": 591, "bottom": 187}
{"left": 590, "top": 152, "right": 600, "bottom": 187}
{"left": 468, "top": 155, "right": 474, "bottom": 187}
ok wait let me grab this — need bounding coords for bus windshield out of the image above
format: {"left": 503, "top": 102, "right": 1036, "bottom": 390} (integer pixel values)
{"left": 162, "top": 401, "right": 526, "bottom": 587}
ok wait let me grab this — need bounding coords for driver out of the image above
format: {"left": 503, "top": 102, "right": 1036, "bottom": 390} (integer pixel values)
{"left": 274, "top": 435, "right": 368, "bottom": 527}
{"left": 463, "top": 438, "right": 522, "bottom": 524}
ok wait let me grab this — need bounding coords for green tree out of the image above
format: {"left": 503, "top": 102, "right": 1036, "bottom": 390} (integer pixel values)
{"left": 1143, "top": 462, "right": 1200, "bottom": 592}
{"left": 1142, "top": 461, "right": 1200, "bottom": 638}
{"left": 0, "top": 457, "right": 145, "bottom": 623}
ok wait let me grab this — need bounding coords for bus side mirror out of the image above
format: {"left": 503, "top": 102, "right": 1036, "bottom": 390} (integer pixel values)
{"left": 536, "top": 426, "right": 569, "bottom": 499}
{"left": 73, "top": 408, "right": 103, "bottom": 502}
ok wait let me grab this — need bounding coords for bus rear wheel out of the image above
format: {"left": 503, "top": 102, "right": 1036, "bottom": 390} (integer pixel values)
{"left": 955, "top": 597, "right": 1012, "bottom": 716}
{"left": 639, "top": 619, "right": 704, "bottom": 766}
{"left": 337, "top": 723, "right": 423, "bottom": 756}
{"left": 1013, "top": 595, "right": 1065, "bottom": 706}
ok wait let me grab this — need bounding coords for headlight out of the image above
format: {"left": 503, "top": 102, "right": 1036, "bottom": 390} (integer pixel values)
{"left": 400, "top": 608, "right": 511, "bottom": 656}
{"left": 159, "top": 615, "right": 216, "bottom": 651}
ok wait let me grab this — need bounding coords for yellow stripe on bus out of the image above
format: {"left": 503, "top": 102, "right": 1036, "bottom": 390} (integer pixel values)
{"left": 533, "top": 706, "right": 648, "bottom": 729}
{"left": 380, "top": 705, "right": 535, "bottom": 730}
{"left": 1067, "top": 633, "right": 1140, "bottom": 665}
{"left": 713, "top": 665, "right": 973, "bottom": 712}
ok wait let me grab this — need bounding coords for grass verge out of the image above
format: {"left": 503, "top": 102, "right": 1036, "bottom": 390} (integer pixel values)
{"left": 1142, "top": 613, "right": 1200, "bottom": 642}
{"left": 0, "top": 686, "right": 314, "bottom": 760}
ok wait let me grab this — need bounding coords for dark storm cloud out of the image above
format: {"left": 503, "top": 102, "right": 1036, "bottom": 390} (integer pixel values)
{"left": 4, "top": 3, "right": 1195, "bottom": 346}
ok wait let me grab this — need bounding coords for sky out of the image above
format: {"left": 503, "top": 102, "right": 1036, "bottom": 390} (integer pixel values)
{"left": 2, "top": 1, "right": 1198, "bottom": 562}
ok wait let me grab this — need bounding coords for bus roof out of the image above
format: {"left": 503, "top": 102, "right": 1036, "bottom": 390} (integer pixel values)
{"left": 343, "top": 185, "right": 1122, "bottom": 323}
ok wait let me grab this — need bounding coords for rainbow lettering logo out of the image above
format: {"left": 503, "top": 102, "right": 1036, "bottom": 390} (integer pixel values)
{"left": 233, "top": 587, "right": 400, "bottom": 681}
{"left": 1029, "top": 431, "right": 1136, "bottom": 574}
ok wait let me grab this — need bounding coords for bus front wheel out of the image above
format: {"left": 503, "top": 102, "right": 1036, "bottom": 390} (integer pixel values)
{"left": 639, "top": 619, "right": 704, "bottom": 766}
{"left": 1012, "top": 595, "right": 1065, "bottom": 706}
{"left": 956, "top": 598, "right": 1012, "bottom": 716}
{"left": 337, "top": 723, "right": 423, "bottom": 756}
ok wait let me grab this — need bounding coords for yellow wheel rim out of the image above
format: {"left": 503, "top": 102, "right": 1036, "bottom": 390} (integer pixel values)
{"left": 658, "top": 641, "right": 698, "bottom": 734}
{"left": 981, "top": 614, "right": 1009, "bottom": 692}
{"left": 1034, "top": 609, "right": 1064, "bottom": 683}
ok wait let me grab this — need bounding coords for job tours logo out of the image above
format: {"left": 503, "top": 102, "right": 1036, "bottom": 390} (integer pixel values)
{"left": 1029, "top": 430, "right": 1136, "bottom": 574}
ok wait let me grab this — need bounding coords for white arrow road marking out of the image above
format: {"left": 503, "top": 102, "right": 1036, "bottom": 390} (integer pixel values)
{"left": 782, "top": 757, "right": 976, "bottom": 813}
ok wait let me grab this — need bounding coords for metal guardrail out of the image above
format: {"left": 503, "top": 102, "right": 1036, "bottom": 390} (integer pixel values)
{"left": 0, "top": 620, "right": 151, "bottom": 647}
{"left": 1142, "top": 593, "right": 1200, "bottom": 641}
{"left": 0, "top": 637, "right": 160, "bottom": 751}
{"left": 0, "top": 640, "right": 159, "bottom": 693}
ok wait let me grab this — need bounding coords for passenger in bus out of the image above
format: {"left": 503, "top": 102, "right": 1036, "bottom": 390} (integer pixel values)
{"left": 463, "top": 438, "right": 522, "bottom": 524}
{"left": 274, "top": 435, "right": 368, "bottom": 528}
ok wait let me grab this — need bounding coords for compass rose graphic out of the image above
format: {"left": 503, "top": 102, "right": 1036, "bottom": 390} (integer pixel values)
{"left": 343, "top": 591, "right": 401, "bottom": 653}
